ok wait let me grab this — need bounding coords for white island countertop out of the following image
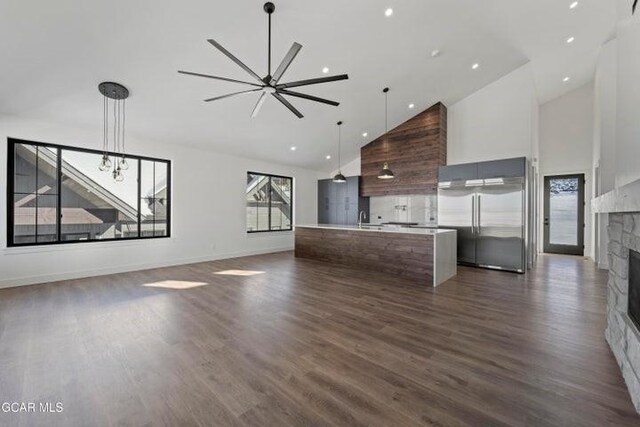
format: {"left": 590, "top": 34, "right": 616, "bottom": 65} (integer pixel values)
{"left": 295, "top": 224, "right": 456, "bottom": 236}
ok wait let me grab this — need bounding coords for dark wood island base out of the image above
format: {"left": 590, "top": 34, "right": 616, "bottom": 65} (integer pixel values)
{"left": 295, "top": 225, "right": 456, "bottom": 286}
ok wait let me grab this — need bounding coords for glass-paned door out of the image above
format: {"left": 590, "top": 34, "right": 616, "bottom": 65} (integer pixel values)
{"left": 543, "top": 174, "right": 585, "bottom": 255}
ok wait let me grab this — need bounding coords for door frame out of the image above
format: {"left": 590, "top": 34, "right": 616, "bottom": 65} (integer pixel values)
{"left": 543, "top": 173, "right": 585, "bottom": 255}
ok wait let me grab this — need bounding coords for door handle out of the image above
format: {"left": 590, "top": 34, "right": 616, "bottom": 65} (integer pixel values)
{"left": 544, "top": 218, "right": 549, "bottom": 226}
{"left": 471, "top": 195, "right": 476, "bottom": 234}
{"left": 477, "top": 195, "right": 481, "bottom": 235}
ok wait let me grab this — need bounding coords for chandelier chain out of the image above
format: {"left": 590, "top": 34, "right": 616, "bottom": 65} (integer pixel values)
{"left": 121, "top": 99, "right": 126, "bottom": 156}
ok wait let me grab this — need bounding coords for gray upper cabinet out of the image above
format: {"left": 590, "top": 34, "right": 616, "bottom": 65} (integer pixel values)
{"left": 439, "top": 157, "right": 526, "bottom": 184}
{"left": 477, "top": 157, "right": 526, "bottom": 179}
{"left": 438, "top": 163, "right": 478, "bottom": 182}
{"left": 317, "top": 177, "right": 369, "bottom": 225}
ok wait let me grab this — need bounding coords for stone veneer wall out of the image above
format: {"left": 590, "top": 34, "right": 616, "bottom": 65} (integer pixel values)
{"left": 605, "top": 213, "right": 640, "bottom": 413}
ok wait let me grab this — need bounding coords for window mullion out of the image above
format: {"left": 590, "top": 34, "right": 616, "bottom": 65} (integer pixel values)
{"left": 152, "top": 161, "right": 156, "bottom": 236}
{"left": 137, "top": 158, "right": 141, "bottom": 238}
{"left": 35, "top": 147, "right": 39, "bottom": 243}
{"left": 56, "top": 147, "right": 62, "bottom": 242}
{"left": 268, "top": 176, "right": 272, "bottom": 232}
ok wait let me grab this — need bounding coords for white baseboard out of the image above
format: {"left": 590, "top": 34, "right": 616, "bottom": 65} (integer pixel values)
{"left": 0, "top": 246, "right": 293, "bottom": 289}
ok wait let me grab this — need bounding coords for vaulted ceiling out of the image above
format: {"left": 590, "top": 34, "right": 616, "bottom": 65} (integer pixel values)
{"left": 0, "top": 0, "right": 617, "bottom": 171}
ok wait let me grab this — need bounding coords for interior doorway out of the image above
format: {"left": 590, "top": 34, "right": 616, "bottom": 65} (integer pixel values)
{"left": 543, "top": 174, "right": 585, "bottom": 255}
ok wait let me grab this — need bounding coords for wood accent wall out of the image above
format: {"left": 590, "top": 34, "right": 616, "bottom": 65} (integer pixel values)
{"left": 360, "top": 102, "right": 447, "bottom": 196}
{"left": 295, "top": 227, "right": 434, "bottom": 284}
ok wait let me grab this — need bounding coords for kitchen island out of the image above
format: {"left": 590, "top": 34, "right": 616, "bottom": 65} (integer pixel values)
{"left": 295, "top": 225, "right": 456, "bottom": 287}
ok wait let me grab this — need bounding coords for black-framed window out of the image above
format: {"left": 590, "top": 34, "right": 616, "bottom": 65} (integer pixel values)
{"left": 7, "top": 138, "right": 171, "bottom": 247}
{"left": 246, "top": 172, "right": 293, "bottom": 233}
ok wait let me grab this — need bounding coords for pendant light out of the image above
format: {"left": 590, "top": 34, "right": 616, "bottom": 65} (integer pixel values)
{"left": 98, "top": 82, "right": 129, "bottom": 182}
{"left": 333, "top": 121, "right": 347, "bottom": 183}
{"left": 377, "top": 87, "right": 395, "bottom": 180}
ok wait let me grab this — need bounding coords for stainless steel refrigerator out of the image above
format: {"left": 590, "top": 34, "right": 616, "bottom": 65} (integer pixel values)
{"left": 438, "top": 158, "right": 529, "bottom": 273}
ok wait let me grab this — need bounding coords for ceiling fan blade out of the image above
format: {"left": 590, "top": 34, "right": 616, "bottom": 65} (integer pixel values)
{"left": 207, "top": 39, "right": 264, "bottom": 84}
{"left": 270, "top": 42, "right": 302, "bottom": 85}
{"left": 251, "top": 92, "right": 268, "bottom": 118}
{"left": 178, "top": 71, "right": 262, "bottom": 87}
{"left": 276, "top": 74, "right": 349, "bottom": 89}
{"left": 277, "top": 89, "right": 339, "bottom": 106}
{"left": 204, "top": 89, "right": 262, "bottom": 102}
{"left": 272, "top": 93, "right": 303, "bottom": 118}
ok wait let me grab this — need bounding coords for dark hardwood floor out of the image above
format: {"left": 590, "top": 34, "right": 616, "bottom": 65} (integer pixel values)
{"left": 0, "top": 252, "right": 638, "bottom": 426}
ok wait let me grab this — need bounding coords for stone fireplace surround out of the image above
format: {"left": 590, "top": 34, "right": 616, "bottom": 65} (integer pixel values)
{"left": 594, "top": 178, "right": 640, "bottom": 413}
{"left": 605, "top": 213, "right": 640, "bottom": 412}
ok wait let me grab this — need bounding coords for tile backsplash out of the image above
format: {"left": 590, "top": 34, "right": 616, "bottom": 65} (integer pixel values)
{"left": 369, "top": 195, "right": 437, "bottom": 225}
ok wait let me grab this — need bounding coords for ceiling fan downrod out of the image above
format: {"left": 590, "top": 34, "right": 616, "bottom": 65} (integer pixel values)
{"left": 264, "top": 2, "right": 275, "bottom": 78}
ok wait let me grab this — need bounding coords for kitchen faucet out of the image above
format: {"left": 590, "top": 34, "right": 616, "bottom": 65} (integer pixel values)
{"left": 358, "top": 210, "right": 367, "bottom": 227}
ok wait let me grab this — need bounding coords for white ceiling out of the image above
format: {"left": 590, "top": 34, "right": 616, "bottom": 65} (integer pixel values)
{"left": 0, "top": 0, "right": 617, "bottom": 171}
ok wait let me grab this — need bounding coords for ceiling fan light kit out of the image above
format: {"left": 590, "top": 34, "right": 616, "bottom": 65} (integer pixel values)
{"left": 179, "top": 2, "right": 349, "bottom": 119}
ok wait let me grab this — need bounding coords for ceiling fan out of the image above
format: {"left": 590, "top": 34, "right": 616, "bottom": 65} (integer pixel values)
{"left": 178, "top": 2, "right": 348, "bottom": 119}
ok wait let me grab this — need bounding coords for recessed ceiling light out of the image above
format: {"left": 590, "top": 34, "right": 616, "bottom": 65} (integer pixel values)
{"left": 362, "top": 132, "right": 368, "bottom": 138}
{"left": 408, "top": 103, "right": 415, "bottom": 109}
{"left": 431, "top": 49, "right": 440, "bottom": 57}
{"left": 322, "top": 67, "right": 329, "bottom": 74}
{"left": 570, "top": 1, "right": 579, "bottom": 9}
{"left": 563, "top": 76, "right": 571, "bottom": 82}
{"left": 290, "top": 146, "right": 297, "bottom": 151}
{"left": 566, "top": 36, "right": 575, "bottom": 44}
{"left": 326, "top": 155, "right": 331, "bottom": 160}
{"left": 472, "top": 63, "right": 480, "bottom": 70}
{"left": 385, "top": 8, "right": 393, "bottom": 17}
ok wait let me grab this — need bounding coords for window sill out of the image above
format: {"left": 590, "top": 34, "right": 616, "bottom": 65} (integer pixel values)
{"left": 2, "top": 236, "right": 173, "bottom": 255}
{"left": 247, "top": 230, "right": 293, "bottom": 236}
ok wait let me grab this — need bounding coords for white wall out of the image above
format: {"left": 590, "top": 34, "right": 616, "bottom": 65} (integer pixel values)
{"left": 539, "top": 83, "right": 594, "bottom": 175}
{"left": 592, "top": 5, "right": 640, "bottom": 269}
{"left": 330, "top": 156, "right": 361, "bottom": 178}
{"left": 539, "top": 83, "right": 595, "bottom": 259}
{"left": 594, "top": 40, "right": 618, "bottom": 194}
{"left": 593, "top": 39, "right": 617, "bottom": 268}
{"left": 615, "top": 14, "right": 640, "bottom": 188}
{"left": 447, "top": 63, "right": 539, "bottom": 164}
{"left": 0, "top": 114, "right": 321, "bottom": 288}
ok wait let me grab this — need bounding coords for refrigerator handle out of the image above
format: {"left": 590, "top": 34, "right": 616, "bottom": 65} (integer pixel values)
{"left": 477, "top": 195, "right": 481, "bottom": 235}
{"left": 471, "top": 195, "right": 476, "bottom": 234}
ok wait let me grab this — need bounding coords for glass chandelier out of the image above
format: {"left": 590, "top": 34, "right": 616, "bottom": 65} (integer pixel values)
{"left": 98, "top": 82, "right": 130, "bottom": 182}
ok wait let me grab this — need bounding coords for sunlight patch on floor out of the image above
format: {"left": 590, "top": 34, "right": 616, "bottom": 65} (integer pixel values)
{"left": 213, "top": 269, "right": 265, "bottom": 277}
{"left": 142, "top": 280, "right": 209, "bottom": 290}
